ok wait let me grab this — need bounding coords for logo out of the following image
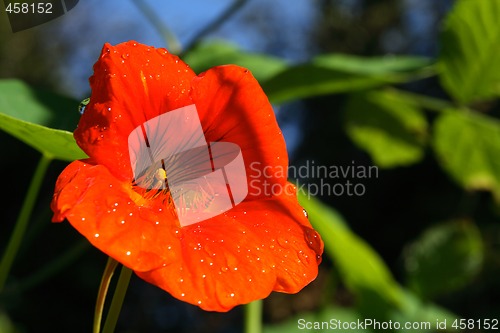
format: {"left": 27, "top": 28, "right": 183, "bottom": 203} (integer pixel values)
{"left": 3, "top": 0, "right": 79, "bottom": 32}
{"left": 128, "top": 104, "right": 248, "bottom": 227}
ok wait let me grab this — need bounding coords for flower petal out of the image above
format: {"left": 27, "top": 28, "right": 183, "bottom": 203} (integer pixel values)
{"left": 74, "top": 41, "right": 196, "bottom": 181}
{"left": 51, "top": 159, "right": 182, "bottom": 272}
{"left": 136, "top": 185, "right": 323, "bottom": 312}
{"left": 190, "top": 65, "right": 289, "bottom": 199}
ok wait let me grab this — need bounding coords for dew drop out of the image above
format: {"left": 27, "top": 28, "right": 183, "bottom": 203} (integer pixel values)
{"left": 120, "top": 220, "right": 125, "bottom": 224}
{"left": 126, "top": 251, "right": 131, "bottom": 256}
{"left": 230, "top": 293, "right": 235, "bottom": 297}
{"left": 303, "top": 209, "right": 308, "bottom": 218}
{"left": 181, "top": 293, "right": 185, "bottom": 297}
{"left": 197, "top": 300, "right": 202, "bottom": 305}
{"left": 94, "top": 233, "right": 99, "bottom": 238}
{"left": 81, "top": 217, "right": 86, "bottom": 221}
{"left": 221, "top": 267, "right": 229, "bottom": 272}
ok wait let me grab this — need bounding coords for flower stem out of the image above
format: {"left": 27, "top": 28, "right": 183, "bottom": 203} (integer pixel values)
{"left": 0, "top": 154, "right": 52, "bottom": 291}
{"left": 244, "top": 300, "right": 263, "bottom": 333}
{"left": 93, "top": 257, "right": 120, "bottom": 333}
{"left": 101, "top": 264, "right": 133, "bottom": 333}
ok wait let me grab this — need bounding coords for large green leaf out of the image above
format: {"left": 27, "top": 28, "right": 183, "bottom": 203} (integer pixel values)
{"left": 0, "top": 112, "right": 86, "bottom": 161}
{"left": 182, "top": 41, "right": 288, "bottom": 82}
{"left": 0, "top": 80, "right": 81, "bottom": 131}
{"left": 0, "top": 79, "right": 86, "bottom": 161}
{"left": 433, "top": 111, "right": 500, "bottom": 201}
{"left": 298, "top": 193, "right": 402, "bottom": 307}
{"left": 344, "top": 90, "right": 428, "bottom": 168}
{"left": 438, "top": 0, "right": 500, "bottom": 104}
{"left": 403, "top": 221, "right": 483, "bottom": 299}
{"left": 298, "top": 194, "right": 459, "bottom": 328}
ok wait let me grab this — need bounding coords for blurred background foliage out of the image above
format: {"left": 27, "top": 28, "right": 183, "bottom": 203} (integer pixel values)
{"left": 1, "top": 0, "right": 500, "bottom": 332}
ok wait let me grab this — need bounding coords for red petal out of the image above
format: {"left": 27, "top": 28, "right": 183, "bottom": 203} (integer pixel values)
{"left": 190, "top": 65, "right": 289, "bottom": 199}
{"left": 74, "top": 41, "right": 196, "bottom": 181}
{"left": 51, "top": 159, "right": 182, "bottom": 272}
{"left": 136, "top": 186, "right": 323, "bottom": 312}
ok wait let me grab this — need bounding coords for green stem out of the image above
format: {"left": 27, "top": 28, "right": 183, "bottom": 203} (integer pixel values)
{"left": 244, "top": 300, "right": 263, "bottom": 333}
{"left": 93, "top": 257, "right": 120, "bottom": 333}
{"left": 101, "top": 264, "right": 133, "bottom": 333}
{"left": 131, "top": 0, "right": 182, "bottom": 54}
{"left": 0, "top": 154, "right": 52, "bottom": 291}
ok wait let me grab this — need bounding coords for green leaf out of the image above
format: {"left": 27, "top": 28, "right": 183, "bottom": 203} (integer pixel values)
{"left": 433, "top": 111, "right": 500, "bottom": 201}
{"left": 391, "top": 290, "right": 459, "bottom": 332}
{"left": 403, "top": 221, "right": 483, "bottom": 299}
{"left": 314, "top": 54, "right": 432, "bottom": 75}
{"left": 298, "top": 193, "right": 402, "bottom": 307}
{"left": 438, "top": 0, "right": 500, "bottom": 104}
{"left": 262, "top": 65, "right": 398, "bottom": 105}
{"left": 297, "top": 194, "right": 460, "bottom": 328}
{"left": 182, "top": 40, "right": 288, "bottom": 82}
{"left": 261, "top": 54, "right": 432, "bottom": 104}
{"left": 0, "top": 79, "right": 86, "bottom": 161}
{"left": 0, "top": 113, "right": 87, "bottom": 161}
{"left": 0, "top": 79, "right": 81, "bottom": 131}
{"left": 344, "top": 90, "right": 428, "bottom": 168}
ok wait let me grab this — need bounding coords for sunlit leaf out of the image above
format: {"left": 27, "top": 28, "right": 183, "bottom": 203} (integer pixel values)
{"left": 438, "top": 0, "right": 500, "bottom": 104}
{"left": 403, "top": 221, "right": 483, "bottom": 299}
{"left": 345, "top": 90, "right": 428, "bottom": 168}
{"left": 0, "top": 79, "right": 81, "bottom": 131}
{"left": 433, "top": 111, "right": 500, "bottom": 201}
{"left": 0, "top": 79, "right": 86, "bottom": 161}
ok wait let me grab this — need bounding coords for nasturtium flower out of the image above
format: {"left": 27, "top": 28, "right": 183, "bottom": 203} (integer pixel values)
{"left": 51, "top": 41, "right": 323, "bottom": 311}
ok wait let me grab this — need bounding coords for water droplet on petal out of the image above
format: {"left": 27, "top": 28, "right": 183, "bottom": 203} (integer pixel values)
{"left": 94, "top": 233, "right": 99, "bottom": 238}
{"left": 126, "top": 251, "right": 131, "bottom": 256}
{"left": 303, "top": 209, "right": 308, "bottom": 218}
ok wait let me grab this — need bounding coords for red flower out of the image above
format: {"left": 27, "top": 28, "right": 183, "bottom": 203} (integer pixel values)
{"left": 51, "top": 41, "right": 323, "bottom": 311}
